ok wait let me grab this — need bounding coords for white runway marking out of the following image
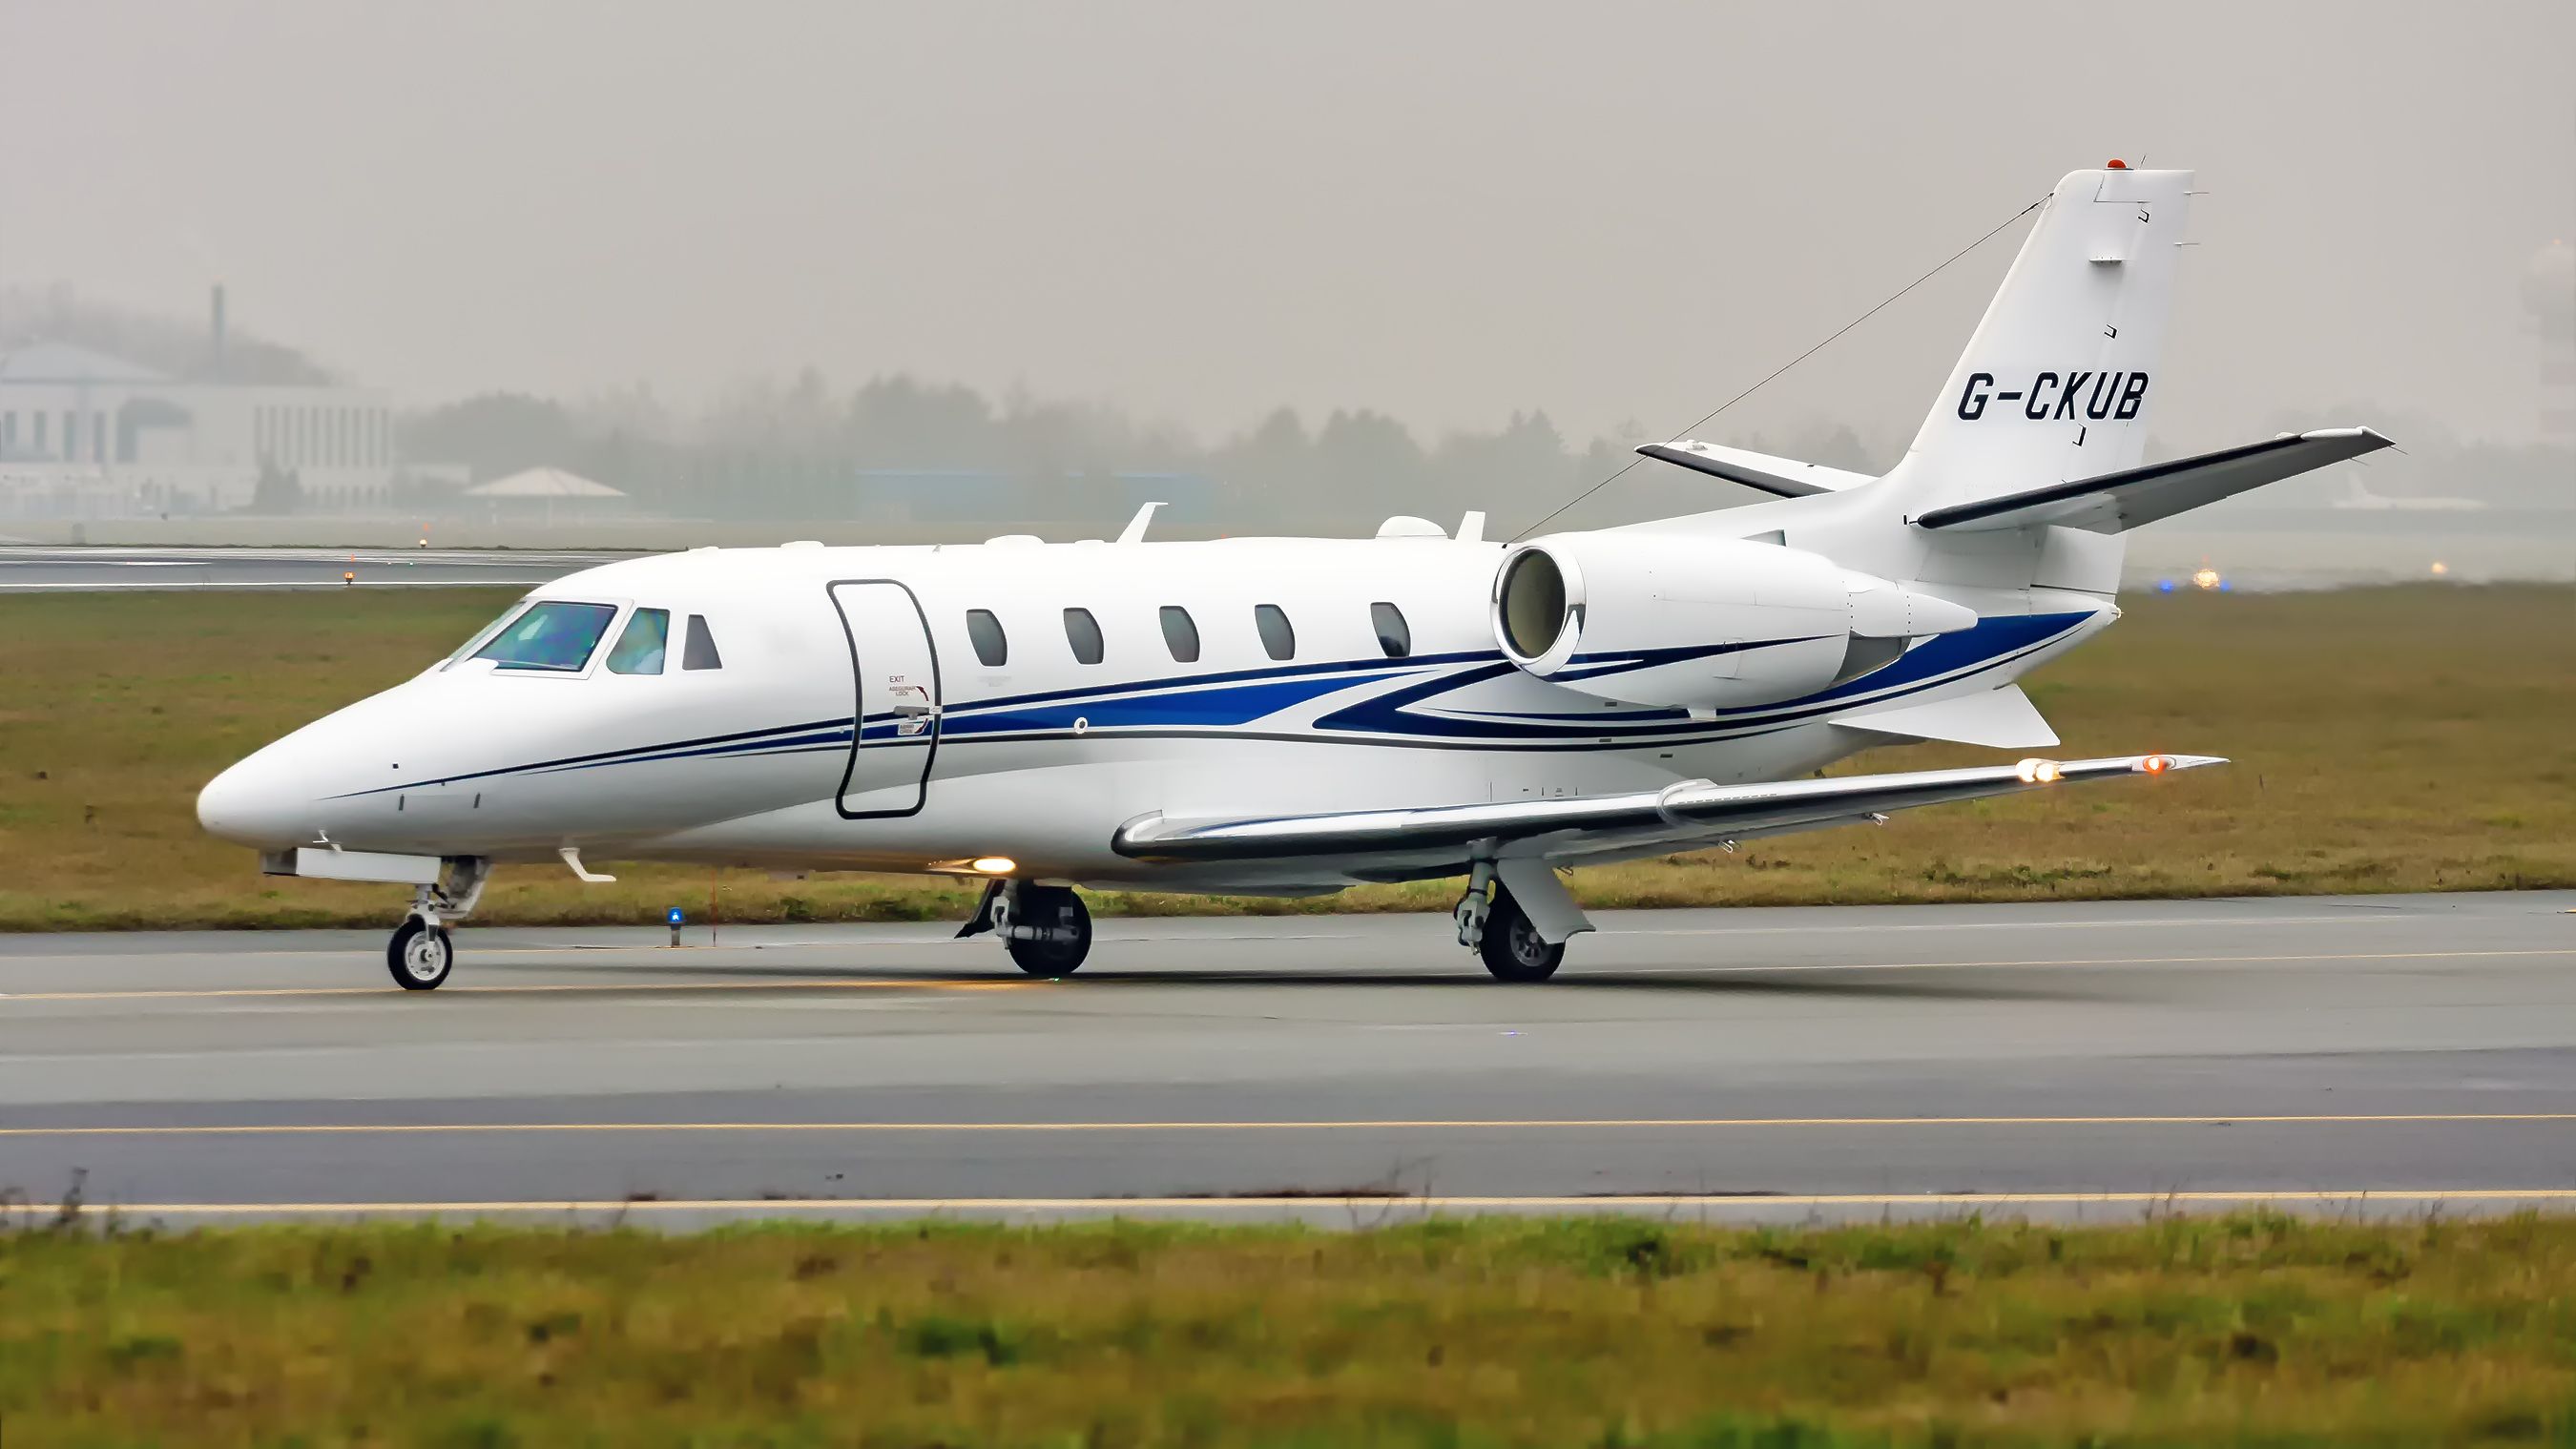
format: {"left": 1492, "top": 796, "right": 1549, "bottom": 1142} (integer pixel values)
{"left": 60, "top": 1188, "right": 2576, "bottom": 1217}
{"left": 10, "top": 1111, "right": 2571, "bottom": 1138}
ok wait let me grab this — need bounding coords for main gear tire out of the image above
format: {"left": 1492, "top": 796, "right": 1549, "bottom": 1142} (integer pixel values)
{"left": 1477, "top": 888, "right": 1564, "bottom": 983}
{"left": 1006, "top": 886, "right": 1092, "bottom": 977}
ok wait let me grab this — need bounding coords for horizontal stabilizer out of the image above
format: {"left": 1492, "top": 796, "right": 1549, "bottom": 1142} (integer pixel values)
{"left": 1915, "top": 428, "right": 2395, "bottom": 533}
{"left": 1636, "top": 440, "right": 1872, "bottom": 499}
{"left": 1114, "top": 753, "right": 2219, "bottom": 863}
{"left": 1829, "top": 684, "right": 2058, "bottom": 749}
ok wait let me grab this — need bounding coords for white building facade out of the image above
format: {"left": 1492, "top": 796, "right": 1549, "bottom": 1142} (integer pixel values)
{"left": 0, "top": 341, "right": 429, "bottom": 519}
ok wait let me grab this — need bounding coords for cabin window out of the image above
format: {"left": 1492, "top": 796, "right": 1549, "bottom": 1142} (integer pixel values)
{"left": 1371, "top": 602, "right": 1411, "bottom": 659}
{"left": 966, "top": 609, "right": 1008, "bottom": 667}
{"left": 1255, "top": 604, "right": 1296, "bottom": 661}
{"left": 606, "top": 608, "right": 671, "bottom": 674}
{"left": 471, "top": 600, "right": 618, "bottom": 673}
{"left": 1159, "top": 606, "right": 1201, "bottom": 663}
{"left": 1063, "top": 607, "right": 1105, "bottom": 665}
{"left": 681, "top": 614, "right": 723, "bottom": 671}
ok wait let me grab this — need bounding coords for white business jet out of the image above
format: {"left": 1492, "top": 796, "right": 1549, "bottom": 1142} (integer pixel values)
{"left": 199, "top": 163, "right": 2387, "bottom": 990}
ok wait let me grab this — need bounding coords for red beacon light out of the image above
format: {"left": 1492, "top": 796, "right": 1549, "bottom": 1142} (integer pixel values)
{"left": 2106, "top": 158, "right": 2129, "bottom": 170}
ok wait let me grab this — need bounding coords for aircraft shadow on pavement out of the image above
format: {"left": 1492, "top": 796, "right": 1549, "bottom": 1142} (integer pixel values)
{"left": 508, "top": 959, "right": 2115, "bottom": 1004}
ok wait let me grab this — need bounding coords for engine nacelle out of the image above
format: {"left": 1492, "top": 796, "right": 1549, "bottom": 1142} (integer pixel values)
{"left": 1490, "top": 532, "right": 1976, "bottom": 711}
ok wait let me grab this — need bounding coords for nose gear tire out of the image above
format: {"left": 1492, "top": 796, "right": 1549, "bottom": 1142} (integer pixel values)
{"left": 1005, "top": 886, "right": 1092, "bottom": 977}
{"left": 1478, "top": 890, "right": 1565, "bottom": 983}
{"left": 388, "top": 917, "right": 455, "bottom": 991}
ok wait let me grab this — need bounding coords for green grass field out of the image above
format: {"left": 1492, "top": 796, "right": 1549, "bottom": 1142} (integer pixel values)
{"left": 0, "top": 584, "right": 2569, "bottom": 932}
{"left": 5, "top": 1214, "right": 2572, "bottom": 1446}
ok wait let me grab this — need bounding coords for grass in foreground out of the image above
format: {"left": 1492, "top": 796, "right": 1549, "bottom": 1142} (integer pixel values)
{"left": 0, "top": 584, "right": 2569, "bottom": 931}
{"left": 3, "top": 1213, "right": 2573, "bottom": 1446}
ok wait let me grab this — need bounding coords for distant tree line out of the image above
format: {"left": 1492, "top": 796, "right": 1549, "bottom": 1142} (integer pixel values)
{"left": 393, "top": 372, "right": 1901, "bottom": 535}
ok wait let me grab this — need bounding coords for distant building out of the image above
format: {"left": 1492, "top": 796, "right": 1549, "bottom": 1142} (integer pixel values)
{"left": 0, "top": 291, "right": 456, "bottom": 520}
{"left": 464, "top": 466, "right": 627, "bottom": 524}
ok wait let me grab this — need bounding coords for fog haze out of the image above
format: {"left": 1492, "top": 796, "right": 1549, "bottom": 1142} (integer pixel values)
{"left": 5, "top": 0, "right": 2571, "bottom": 459}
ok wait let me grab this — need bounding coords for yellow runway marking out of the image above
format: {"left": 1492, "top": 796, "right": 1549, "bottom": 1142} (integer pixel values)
{"left": 0, "top": 978, "right": 1030, "bottom": 1003}
{"left": 1659, "top": 948, "right": 2576, "bottom": 971}
{"left": 9, "top": 1112, "right": 2572, "bottom": 1138}
{"left": 60, "top": 1188, "right": 2576, "bottom": 1216}
{"left": 4, "top": 948, "right": 2566, "bottom": 1004}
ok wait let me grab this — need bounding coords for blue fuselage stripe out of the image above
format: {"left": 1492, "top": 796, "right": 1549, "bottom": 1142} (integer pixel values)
{"left": 341, "top": 611, "right": 2092, "bottom": 796}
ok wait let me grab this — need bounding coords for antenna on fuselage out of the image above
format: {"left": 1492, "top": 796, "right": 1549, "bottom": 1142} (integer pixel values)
{"left": 1116, "top": 501, "right": 1167, "bottom": 544}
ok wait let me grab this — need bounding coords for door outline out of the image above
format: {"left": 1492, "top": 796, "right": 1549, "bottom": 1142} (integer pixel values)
{"left": 826, "top": 578, "right": 942, "bottom": 820}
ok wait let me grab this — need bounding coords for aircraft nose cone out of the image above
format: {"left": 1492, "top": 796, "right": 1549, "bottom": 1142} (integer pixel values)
{"left": 197, "top": 752, "right": 306, "bottom": 848}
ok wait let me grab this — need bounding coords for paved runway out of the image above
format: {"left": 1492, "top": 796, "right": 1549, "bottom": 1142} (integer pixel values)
{"left": 0, "top": 545, "right": 627, "bottom": 591}
{"left": 3, "top": 892, "right": 2571, "bottom": 1224}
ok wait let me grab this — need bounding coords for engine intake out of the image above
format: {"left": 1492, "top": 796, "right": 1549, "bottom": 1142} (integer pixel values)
{"left": 1490, "top": 532, "right": 1974, "bottom": 712}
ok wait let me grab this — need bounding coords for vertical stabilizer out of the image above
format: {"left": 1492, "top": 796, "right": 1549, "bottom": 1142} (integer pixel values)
{"left": 1881, "top": 167, "right": 2194, "bottom": 518}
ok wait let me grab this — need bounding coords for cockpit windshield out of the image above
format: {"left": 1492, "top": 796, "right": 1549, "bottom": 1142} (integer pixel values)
{"left": 467, "top": 600, "right": 620, "bottom": 672}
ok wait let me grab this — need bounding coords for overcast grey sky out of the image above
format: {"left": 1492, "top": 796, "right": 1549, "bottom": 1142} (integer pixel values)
{"left": 5, "top": 0, "right": 2570, "bottom": 452}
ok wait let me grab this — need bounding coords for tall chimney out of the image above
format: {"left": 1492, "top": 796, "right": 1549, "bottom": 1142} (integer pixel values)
{"left": 210, "top": 284, "right": 227, "bottom": 379}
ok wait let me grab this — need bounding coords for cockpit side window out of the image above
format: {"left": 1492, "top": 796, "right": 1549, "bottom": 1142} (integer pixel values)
{"left": 606, "top": 608, "right": 671, "bottom": 674}
{"left": 681, "top": 614, "right": 723, "bottom": 671}
{"left": 470, "top": 600, "right": 618, "bottom": 672}
{"left": 444, "top": 599, "right": 530, "bottom": 667}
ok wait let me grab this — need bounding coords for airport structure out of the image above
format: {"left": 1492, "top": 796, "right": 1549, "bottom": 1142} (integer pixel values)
{"left": 0, "top": 289, "right": 456, "bottom": 520}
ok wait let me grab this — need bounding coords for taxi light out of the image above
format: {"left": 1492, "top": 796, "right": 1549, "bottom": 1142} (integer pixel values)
{"left": 2015, "top": 757, "right": 2062, "bottom": 784}
{"left": 970, "top": 856, "right": 1016, "bottom": 875}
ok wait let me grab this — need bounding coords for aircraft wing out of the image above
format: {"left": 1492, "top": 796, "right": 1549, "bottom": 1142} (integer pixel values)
{"left": 1913, "top": 428, "right": 2394, "bottom": 533}
{"left": 1112, "top": 753, "right": 2220, "bottom": 865}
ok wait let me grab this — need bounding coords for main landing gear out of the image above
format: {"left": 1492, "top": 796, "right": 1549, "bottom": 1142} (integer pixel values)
{"left": 958, "top": 880, "right": 1093, "bottom": 977}
{"left": 385, "top": 858, "right": 488, "bottom": 991}
{"left": 1453, "top": 859, "right": 1583, "bottom": 983}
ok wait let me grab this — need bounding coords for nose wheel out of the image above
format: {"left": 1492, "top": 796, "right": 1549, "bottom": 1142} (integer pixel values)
{"left": 387, "top": 917, "right": 454, "bottom": 990}
{"left": 383, "top": 857, "right": 488, "bottom": 991}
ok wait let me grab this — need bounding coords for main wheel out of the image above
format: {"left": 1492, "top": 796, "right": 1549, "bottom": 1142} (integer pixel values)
{"left": 387, "top": 917, "right": 454, "bottom": 991}
{"left": 1006, "top": 886, "right": 1092, "bottom": 977}
{"left": 1477, "top": 889, "right": 1564, "bottom": 983}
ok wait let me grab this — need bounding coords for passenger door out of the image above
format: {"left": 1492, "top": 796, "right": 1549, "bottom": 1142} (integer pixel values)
{"left": 827, "top": 581, "right": 941, "bottom": 818}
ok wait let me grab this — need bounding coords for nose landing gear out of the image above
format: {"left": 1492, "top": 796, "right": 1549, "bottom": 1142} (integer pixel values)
{"left": 385, "top": 858, "right": 488, "bottom": 991}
